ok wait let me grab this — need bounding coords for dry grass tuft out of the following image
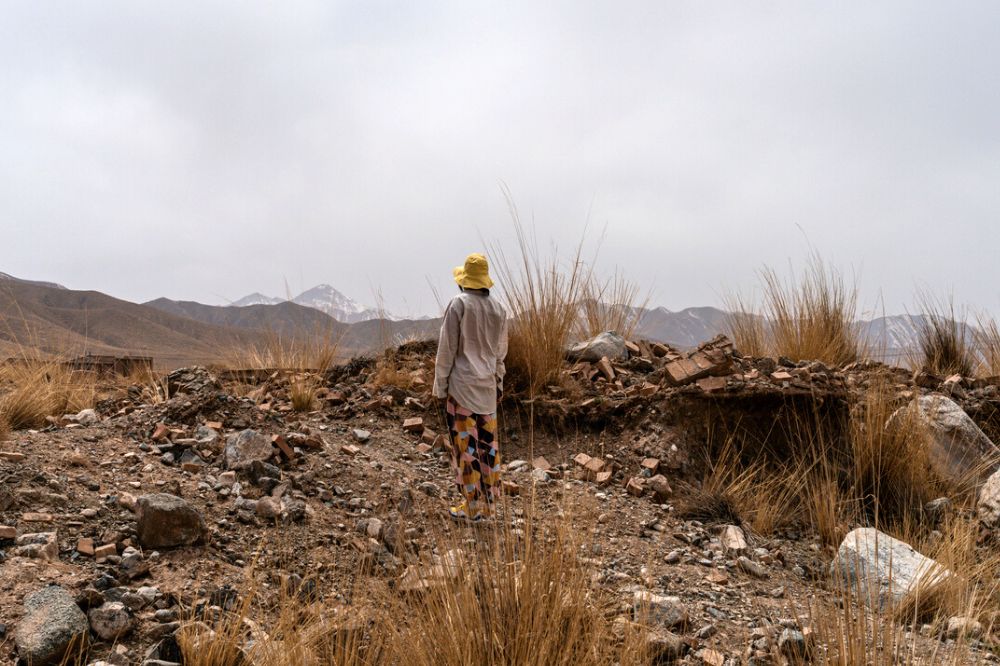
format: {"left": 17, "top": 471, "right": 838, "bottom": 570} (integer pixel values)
{"left": 913, "top": 295, "right": 974, "bottom": 377}
{"left": 231, "top": 330, "right": 342, "bottom": 374}
{"left": 490, "top": 213, "right": 589, "bottom": 397}
{"left": 0, "top": 359, "right": 99, "bottom": 430}
{"left": 289, "top": 378, "right": 318, "bottom": 413}
{"left": 726, "top": 253, "right": 863, "bottom": 366}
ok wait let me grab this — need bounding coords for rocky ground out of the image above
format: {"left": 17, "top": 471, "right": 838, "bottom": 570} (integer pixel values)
{"left": 2, "top": 336, "right": 1000, "bottom": 665}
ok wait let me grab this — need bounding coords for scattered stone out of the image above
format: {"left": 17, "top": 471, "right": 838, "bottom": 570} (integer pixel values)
{"left": 352, "top": 429, "right": 371, "bottom": 443}
{"left": 88, "top": 602, "right": 134, "bottom": 641}
{"left": 978, "top": 467, "right": 1000, "bottom": 531}
{"left": 136, "top": 494, "right": 206, "bottom": 548}
{"left": 946, "top": 616, "right": 984, "bottom": 640}
{"left": 720, "top": 525, "right": 748, "bottom": 553}
{"left": 648, "top": 474, "right": 672, "bottom": 500}
{"left": 15, "top": 532, "right": 59, "bottom": 561}
{"left": 778, "top": 628, "right": 808, "bottom": 660}
{"left": 223, "top": 429, "right": 274, "bottom": 470}
{"left": 15, "top": 586, "right": 89, "bottom": 665}
{"left": 737, "top": 556, "right": 768, "bottom": 579}
{"left": 633, "top": 591, "right": 688, "bottom": 630}
{"left": 830, "top": 527, "right": 950, "bottom": 609}
{"left": 626, "top": 477, "right": 646, "bottom": 497}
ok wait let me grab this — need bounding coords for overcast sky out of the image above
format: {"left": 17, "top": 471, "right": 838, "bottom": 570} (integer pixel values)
{"left": 2, "top": 1, "right": 998, "bottom": 318}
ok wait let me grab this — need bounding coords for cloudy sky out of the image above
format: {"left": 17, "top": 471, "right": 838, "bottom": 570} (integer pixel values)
{"left": 2, "top": 1, "right": 998, "bottom": 318}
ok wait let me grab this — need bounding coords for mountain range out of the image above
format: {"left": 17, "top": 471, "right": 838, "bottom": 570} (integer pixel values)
{"left": 232, "top": 285, "right": 387, "bottom": 324}
{"left": 0, "top": 271, "right": 971, "bottom": 369}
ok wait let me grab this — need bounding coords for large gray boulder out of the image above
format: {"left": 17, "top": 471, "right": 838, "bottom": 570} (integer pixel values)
{"left": 223, "top": 429, "right": 274, "bottom": 470}
{"left": 15, "top": 585, "right": 89, "bottom": 665}
{"left": 900, "top": 395, "right": 999, "bottom": 484}
{"left": 830, "top": 527, "right": 951, "bottom": 609}
{"left": 136, "top": 493, "right": 206, "bottom": 548}
{"left": 566, "top": 331, "right": 628, "bottom": 363}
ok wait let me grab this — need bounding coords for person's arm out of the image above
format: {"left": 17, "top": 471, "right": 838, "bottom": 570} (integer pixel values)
{"left": 495, "top": 312, "right": 508, "bottom": 397}
{"left": 432, "top": 298, "right": 462, "bottom": 399}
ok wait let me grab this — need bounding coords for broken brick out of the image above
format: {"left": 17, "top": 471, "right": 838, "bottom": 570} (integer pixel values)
{"left": 771, "top": 370, "right": 793, "bottom": 382}
{"left": 532, "top": 456, "right": 551, "bottom": 471}
{"left": 0, "top": 451, "right": 25, "bottom": 463}
{"left": 0, "top": 525, "right": 16, "bottom": 539}
{"left": 402, "top": 417, "right": 424, "bottom": 434}
{"left": 573, "top": 453, "right": 593, "bottom": 469}
{"left": 626, "top": 477, "right": 646, "bottom": 497}
{"left": 94, "top": 543, "right": 117, "bottom": 561}
{"left": 341, "top": 444, "right": 361, "bottom": 456}
{"left": 641, "top": 458, "right": 660, "bottom": 474}
{"left": 76, "top": 537, "right": 95, "bottom": 556}
{"left": 420, "top": 429, "right": 437, "bottom": 445}
{"left": 696, "top": 376, "right": 727, "bottom": 393}
{"left": 502, "top": 480, "right": 520, "bottom": 496}
{"left": 21, "top": 512, "right": 54, "bottom": 523}
{"left": 595, "top": 470, "right": 614, "bottom": 486}
{"left": 596, "top": 356, "right": 616, "bottom": 382}
{"left": 272, "top": 435, "right": 296, "bottom": 460}
{"left": 152, "top": 423, "right": 169, "bottom": 442}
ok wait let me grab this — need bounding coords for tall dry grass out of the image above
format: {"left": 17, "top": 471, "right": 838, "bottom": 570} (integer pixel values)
{"left": 726, "top": 253, "right": 863, "bottom": 366}
{"left": 974, "top": 314, "right": 1000, "bottom": 378}
{"left": 176, "top": 508, "right": 653, "bottom": 666}
{"left": 576, "top": 270, "right": 647, "bottom": 341}
{"left": 0, "top": 358, "right": 99, "bottom": 429}
{"left": 912, "top": 295, "right": 974, "bottom": 377}
{"left": 489, "top": 215, "right": 591, "bottom": 397}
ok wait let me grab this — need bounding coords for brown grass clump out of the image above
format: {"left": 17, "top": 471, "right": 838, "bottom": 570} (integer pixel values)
{"left": 0, "top": 359, "right": 99, "bottom": 430}
{"left": 231, "top": 329, "right": 342, "bottom": 374}
{"left": 913, "top": 295, "right": 974, "bottom": 377}
{"left": 726, "top": 253, "right": 863, "bottom": 366}
{"left": 490, "top": 213, "right": 589, "bottom": 397}
{"left": 289, "top": 378, "right": 318, "bottom": 412}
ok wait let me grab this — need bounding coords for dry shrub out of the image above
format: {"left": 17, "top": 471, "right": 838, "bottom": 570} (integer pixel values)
{"left": 0, "top": 413, "right": 8, "bottom": 443}
{"left": 726, "top": 253, "right": 863, "bottom": 366}
{"left": 0, "top": 359, "right": 98, "bottom": 429}
{"left": 490, "top": 215, "right": 589, "bottom": 397}
{"left": 913, "top": 295, "right": 974, "bottom": 377}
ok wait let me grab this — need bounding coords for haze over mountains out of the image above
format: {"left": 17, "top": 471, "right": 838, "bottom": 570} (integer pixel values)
{"left": 0, "top": 271, "right": 967, "bottom": 368}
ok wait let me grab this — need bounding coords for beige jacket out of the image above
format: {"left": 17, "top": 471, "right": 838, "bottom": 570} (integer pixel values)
{"left": 432, "top": 291, "right": 508, "bottom": 414}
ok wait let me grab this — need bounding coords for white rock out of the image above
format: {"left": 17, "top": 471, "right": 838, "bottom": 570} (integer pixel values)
{"left": 978, "top": 468, "right": 1000, "bottom": 530}
{"left": 719, "top": 525, "right": 748, "bottom": 553}
{"left": 903, "top": 395, "right": 999, "bottom": 483}
{"left": 830, "top": 527, "right": 951, "bottom": 609}
{"left": 946, "top": 616, "right": 983, "bottom": 640}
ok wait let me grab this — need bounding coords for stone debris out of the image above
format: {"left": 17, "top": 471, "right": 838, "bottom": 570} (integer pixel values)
{"left": 633, "top": 590, "right": 689, "bottom": 630}
{"left": 88, "top": 601, "right": 135, "bottom": 641}
{"left": 14, "top": 532, "right": 59, "bottom": 561}
{"left": 902, "top": 394, "right": 1000, "bottom": 483}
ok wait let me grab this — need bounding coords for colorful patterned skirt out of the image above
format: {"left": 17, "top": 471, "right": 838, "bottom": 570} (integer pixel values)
{"left": 445, "top": 396, "right": 501, "bottom": 513}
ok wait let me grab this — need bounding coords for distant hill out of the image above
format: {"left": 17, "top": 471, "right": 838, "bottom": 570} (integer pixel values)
{"left": 0, "top": 280, "right": 263, "bottom": 367}
{"left": 233, "top": 284, "right": 388, "bottom": 323}
{"left": 0, "top": 271, "right": 66, "bottom": 291}
{"left": 145, "top": 298, "right": 440, "bottom": 356}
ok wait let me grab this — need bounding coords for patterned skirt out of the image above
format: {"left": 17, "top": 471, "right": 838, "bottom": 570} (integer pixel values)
{"left": 445, "top": 396, "right": 501, "bottom": 509}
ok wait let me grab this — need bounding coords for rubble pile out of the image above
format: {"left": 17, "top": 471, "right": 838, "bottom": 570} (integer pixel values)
{"left": 0, "top": 332, "right": 998, "bottom": 664}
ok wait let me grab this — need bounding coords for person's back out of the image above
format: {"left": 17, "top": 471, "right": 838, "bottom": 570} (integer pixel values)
{"left": 432, "top": 253, "right": 508, "bottom": 522}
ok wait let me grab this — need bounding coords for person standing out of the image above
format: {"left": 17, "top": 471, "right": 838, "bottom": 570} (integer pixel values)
{"left": 432, "top": 253, "right": 509, "bottom": 522}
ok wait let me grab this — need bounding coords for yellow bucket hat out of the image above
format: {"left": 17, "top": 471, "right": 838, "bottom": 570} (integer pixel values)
{"left": 453, "top": 253, "right": 494, "bottom": 290}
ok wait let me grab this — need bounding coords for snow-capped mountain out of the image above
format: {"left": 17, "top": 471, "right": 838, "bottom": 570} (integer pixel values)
{"left": 232, "top": 292, "right": 285, "bottom": 307}
{"left": 233, "top": 285, "right": 390, "bottom": 323}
